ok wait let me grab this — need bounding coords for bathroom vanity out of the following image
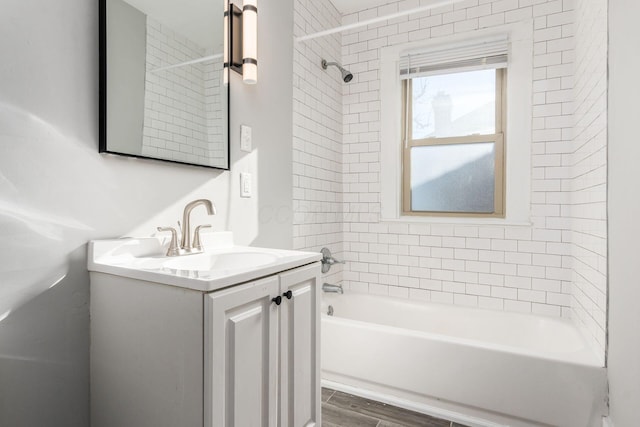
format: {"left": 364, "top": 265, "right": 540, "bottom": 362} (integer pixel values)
{"left": 88, "top": 233, "right": 321, "bottom": 427}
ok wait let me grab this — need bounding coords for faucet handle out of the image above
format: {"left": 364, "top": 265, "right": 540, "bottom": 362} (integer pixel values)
{"left": 320, "top": 247, "right": 345, "bottom": 273}
{"left": 193, "top": 224, "right": 212, "bottom": 251}
{"left": 157, "top": 227, "right": 180, "bottom": 257}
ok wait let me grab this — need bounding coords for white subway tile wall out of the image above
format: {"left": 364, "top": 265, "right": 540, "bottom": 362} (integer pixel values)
{"left": 293, "top": 0, "right": 344, "bottom": 286}
{"left": 292, "top": 0, "right": 607, "bottom": 359}
{"left": 337, "top": 0, "right": 605, "bottom": 357}
{"left": 570, "top": 0, "right": 607, "bottom": 355}
{"left": 142, "top": 18, "right": 225, "bottom": 167}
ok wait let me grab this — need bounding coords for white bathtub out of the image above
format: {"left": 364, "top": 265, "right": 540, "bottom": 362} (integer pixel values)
{"left": 321, "top": 292, "right": 607, "bottom": 427}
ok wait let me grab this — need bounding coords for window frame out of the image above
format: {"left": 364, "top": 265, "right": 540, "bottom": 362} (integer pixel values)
{"left": 401, "top": 68, "right": 507, "bottom": 218}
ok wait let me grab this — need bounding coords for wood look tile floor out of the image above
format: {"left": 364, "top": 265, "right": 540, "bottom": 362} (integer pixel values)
{"left": 321, "top": 388, "right": 469, "bottom": 427}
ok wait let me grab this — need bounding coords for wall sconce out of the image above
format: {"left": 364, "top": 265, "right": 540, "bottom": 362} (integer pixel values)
{"left": 223, "top": 1, "right": 229, "bottom": 85}
{"left": 228, "top": 1, "right": 258, "bottom": 85}
{"left": 242, "top": 0, "right": 258, "bottom": 84}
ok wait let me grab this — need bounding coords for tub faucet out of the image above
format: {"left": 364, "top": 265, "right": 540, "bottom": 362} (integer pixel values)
{"left": 180, "top": 199, "right": 216, "bottom": 251}
{"left": 320, "top": 247, "right": 345, "bottom": 273}
{"left": 322, "top": 283, "right": 343, "bottom": 294}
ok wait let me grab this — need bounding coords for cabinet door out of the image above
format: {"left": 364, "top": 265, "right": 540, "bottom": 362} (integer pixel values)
{"left": 279, "top": 263, "right": 321, "bottom": 427}
{"left": 205, "top": 276, "right": 280, "bottom": 427}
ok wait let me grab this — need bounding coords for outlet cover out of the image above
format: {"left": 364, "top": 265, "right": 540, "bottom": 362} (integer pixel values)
{"left": 240, "top": 172, "right": 252, "bottom": 198}
{"left": 240, "top": 125, "right": 252, "bottom": 152}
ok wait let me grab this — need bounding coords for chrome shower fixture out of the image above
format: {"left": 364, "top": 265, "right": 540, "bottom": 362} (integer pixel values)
{"left": 321, "top": 59, "right": 353, "bottom": 83}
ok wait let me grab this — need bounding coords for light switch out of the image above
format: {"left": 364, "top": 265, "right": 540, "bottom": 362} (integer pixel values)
{"left": 240, "top": 172, "right": 252, "bottom": 198}
{"left": 240, "top": 125, "right": 252, "bottom": 152}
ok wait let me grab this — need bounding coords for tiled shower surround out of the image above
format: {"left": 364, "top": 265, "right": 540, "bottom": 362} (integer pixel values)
{"left": 293, "top": 0, "right": 344, "bottom": 286}
{"left": 570, "top": 0, "right": 607, "bottom": 357}
{"left": 294, "top": 0, "right": 607, "bottom": 358}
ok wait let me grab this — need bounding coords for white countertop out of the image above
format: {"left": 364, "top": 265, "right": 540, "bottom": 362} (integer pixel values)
{"left": 88, "top": 232, "right": 322, "bottom": 292}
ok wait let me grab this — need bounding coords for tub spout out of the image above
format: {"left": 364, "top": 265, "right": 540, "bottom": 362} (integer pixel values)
{"left": 322, "top": 283, "right": 343, "bottom": 294}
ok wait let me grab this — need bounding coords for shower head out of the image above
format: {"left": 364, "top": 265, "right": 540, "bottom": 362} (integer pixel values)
{"left": 321, "top": 59, "right": 353, "bottom": 83}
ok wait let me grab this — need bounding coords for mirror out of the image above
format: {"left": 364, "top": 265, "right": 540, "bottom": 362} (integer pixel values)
{"left": 99, "top": 0, "right": 229, "bottom": 169}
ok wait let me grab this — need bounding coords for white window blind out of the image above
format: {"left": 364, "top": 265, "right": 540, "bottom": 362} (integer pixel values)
{"left": 399, "top": 35, "right": 509, "bottom": 79}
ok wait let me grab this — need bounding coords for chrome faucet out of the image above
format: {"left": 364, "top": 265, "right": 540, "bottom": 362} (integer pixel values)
{"left": 320, "top": 247, "right": 345, "bottom": 273}
{"left": 180, "top": 199, "right": 216, "bottom": 251}
{"left": 322, "top": 283, "right": 344, "bottom": 294}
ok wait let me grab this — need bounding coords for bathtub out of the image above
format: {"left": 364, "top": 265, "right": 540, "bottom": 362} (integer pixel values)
{"left": 321, "top": 292, "right": 607, "bottom": 427}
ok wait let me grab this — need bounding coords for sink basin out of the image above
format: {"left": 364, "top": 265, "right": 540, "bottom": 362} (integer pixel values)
{"left": 88, "top": 232, "right": 322, "bottom": 292}
{"left": 163, "top": 252, "right": 278, "bottom": 272}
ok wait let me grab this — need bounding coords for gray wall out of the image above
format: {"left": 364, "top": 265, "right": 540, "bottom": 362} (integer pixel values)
{"left": 106, "top": 0, "right": 146, "bottom": 155}
{"left": 0, "top": 0, "right": 293, "bottom": 425}
{"left": 607, "top": 0, "right": 640, "bottom": 424}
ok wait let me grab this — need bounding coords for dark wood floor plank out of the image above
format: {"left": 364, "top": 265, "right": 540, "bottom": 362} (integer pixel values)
{"left": 326, "top": 390, "right": 450, "bottom": 427}
{"left": 322, "top": 402, "right": 380, "bottom": 427}
{"left": 322, "top": 387, "right": 336, "bottom": 403}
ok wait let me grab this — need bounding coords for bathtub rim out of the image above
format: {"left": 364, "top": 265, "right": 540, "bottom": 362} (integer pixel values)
{"left": 321, "top": 292, "right": 608, "bottom": 427}
{"left": 321, "top": 300, "right": 603, "bottom": 368}
{"left": 322, "top": 315, "right": 608, "bottom": 426}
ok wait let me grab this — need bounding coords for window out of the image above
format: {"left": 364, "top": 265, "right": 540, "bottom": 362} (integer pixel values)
{"left": 400, "top": 37, "right": 508, "bottom": 218}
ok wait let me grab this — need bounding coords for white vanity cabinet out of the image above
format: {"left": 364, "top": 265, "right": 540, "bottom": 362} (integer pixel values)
{"left": 205, "top": 263, "right": 320, "bottom": 427}
{"left": 90, "top": 260, "right": 320, "bottom": 427}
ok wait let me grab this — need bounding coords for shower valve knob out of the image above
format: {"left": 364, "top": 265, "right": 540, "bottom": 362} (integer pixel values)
{"left": 320, "top": 247, "right": 345, "bottom": 273}
{"left": 283, "top": 290, "right": 293, "bottom": 300}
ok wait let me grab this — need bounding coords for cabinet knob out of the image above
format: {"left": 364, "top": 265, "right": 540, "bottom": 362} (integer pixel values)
{"left": 271, "top": 296, "right": 282, "bottom": 306}
{"left": 283, "top": 290, "right": 293, "bottom": 300}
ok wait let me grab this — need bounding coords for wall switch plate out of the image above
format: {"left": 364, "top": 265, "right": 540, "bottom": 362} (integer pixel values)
{"left": 240, "top": 172, "right": 252, "bottom": 198}
{"left": 240, "top": 125, "right": 252, "bottom": 152}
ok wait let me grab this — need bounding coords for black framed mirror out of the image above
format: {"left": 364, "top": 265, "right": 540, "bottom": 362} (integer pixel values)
{"left": 99, "top": 0, "right": 229, "bottom": 170}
